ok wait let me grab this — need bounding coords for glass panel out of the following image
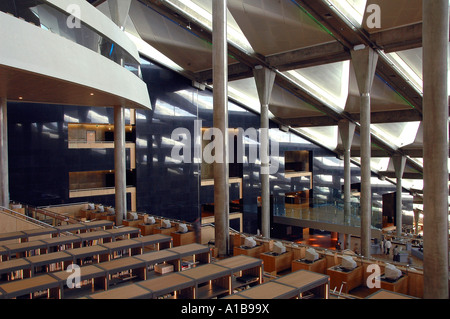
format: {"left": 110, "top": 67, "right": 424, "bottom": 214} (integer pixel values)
{"left": 1, "top": 0, "right": 141, "bottom": 78}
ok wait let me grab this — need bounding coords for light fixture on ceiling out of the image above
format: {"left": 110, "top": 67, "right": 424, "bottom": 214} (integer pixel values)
{"left": 18, "top": 96, "right": 23, "bottom": 100}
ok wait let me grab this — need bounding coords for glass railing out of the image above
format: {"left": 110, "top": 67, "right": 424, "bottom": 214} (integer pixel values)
{"left": 275, "top": 188, "right": 382, "bottom": 230}
{"left": 0, "top": 0, "right": 142, "bottom": 78}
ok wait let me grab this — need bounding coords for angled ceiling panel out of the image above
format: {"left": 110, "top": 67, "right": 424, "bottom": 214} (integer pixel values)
{"left": 362, "top": 0, "right": 422, "bottom": 33}
{"left": 228, "top": 0, "right": 336, "bottom": 56}
{"left": 128, "top": 0, "right": 236, "bottom": 72}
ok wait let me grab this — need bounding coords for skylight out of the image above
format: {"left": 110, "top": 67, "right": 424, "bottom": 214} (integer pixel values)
{"left": 164, "top": 0, "right": 255, "bottom": 54}
{"left": 326, "top": 0, "right": 368, "bottom": 27}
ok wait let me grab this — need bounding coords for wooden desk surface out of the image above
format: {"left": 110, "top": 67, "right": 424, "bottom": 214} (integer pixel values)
{"left": 2, "top": 240, "right": 46, "bottom": 253}
{"left": 181, "top": 263, "right": 230, "bottom": 282}
{"left": 100, "top": 239, "right": 141, "bottom": 251}
{"left": 21, "top": 228, "right": 57, "bottom": 237}
{"left": 88, "top": 283, "right": 152, "bottom": 299}
{"left": 275, "top": 270, "right": 329, "bottom": 291}
{"left": 55, "top": 223, "right": 87, "bottom": 233}
{"left": 105, "top": 227, "right": 139, "bottom": 237}
{"left": 132, "top": 234, "right": 172, "bottom": 245}
{"left": 75, "top": 230, "right": 111, "bottom": 241}
{"left": 41, "top": 235, "right": 81, "bottom": 247}
{"left": 0, "top": 231, "right": 26, "bottom": 242}
{"left": 214, "top": 255, "right": 262, "bottom": 272}
{"left": 50, "top": 264, "right": 105, "bottom": 282}
{"left": 83, "top": 220, "right": 114, "bottom": 229}
{"left": 137, "top": 272, "right": 194, "bottom": 295}
{"left": 167, "top": 243, "right": 210, "bottom": 257}
{"left": 0, "top": 274, "right": 59, "bottom": 296}
{"left": 64, "top": 245, "right": 109, "bottom": 258}
{"left": 95, "top": 256, "right": 145, "bottom": 272}
{"left": 238, "top": 281, "right": 298, "bottom": 299}
{"left": 134, "top": 250, "right": 179, "bottom": 264}
{"left": 25, "top": 251, "right": 73, "bottom": 266}
{"left": 366, "top": 289, "right": 415, "bottom": 299}
{"left": 0, "top": 258, "right": 31, "bottom": 274}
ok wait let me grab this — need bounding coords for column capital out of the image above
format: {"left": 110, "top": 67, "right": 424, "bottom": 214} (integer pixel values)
{"left": 350, "top": 46, "right": 378, "bottom": 94}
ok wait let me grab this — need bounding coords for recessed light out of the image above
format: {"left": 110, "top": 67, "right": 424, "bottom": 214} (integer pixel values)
{"left": 18, "top": 97, "right": 23, "bottom": 100}
{"left": 90, "top": 93, "right": 95, "bottom": 96}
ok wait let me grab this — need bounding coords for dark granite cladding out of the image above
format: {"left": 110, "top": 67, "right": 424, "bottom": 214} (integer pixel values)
{"left": 7, "top": 102, "right": 132, "bottom": 207}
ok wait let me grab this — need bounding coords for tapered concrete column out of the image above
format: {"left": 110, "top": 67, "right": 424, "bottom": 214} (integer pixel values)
{"left": 253, "top": 66, "right": 276, "bottom": 238}
{"left": 422, "top": 0, "right": 449, "bottom": 299}
{"left": 0, "top": 98, "right": 9, "bottom": 208}
{"left": 213, "top": 0, "right": 229, "bottom": 257}
{"left": 338, "top": 120, "right": 356, "bottom": 227}
{"left": 392, "top": 155, "right": 406, "bottom": 237}
{"left": 114, "top": 106, "right": 127, "bottom": 226}
{"left": 351, "top": 46, "right": 378, "bottom": 258}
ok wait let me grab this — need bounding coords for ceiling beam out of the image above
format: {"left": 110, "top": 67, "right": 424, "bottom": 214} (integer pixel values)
{"left": 370, "top": 23, "right": 423, "bottom": 53}
{"left": 265, "top": 41, "right": 350, "bottom": 71}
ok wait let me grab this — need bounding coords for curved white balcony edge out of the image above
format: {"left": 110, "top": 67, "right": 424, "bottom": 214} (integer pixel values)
{"left": 0, "top": 12, "right": 151, "bottom": 110}
{"left": 43, "top": 0, "right": 140, "bottom": 63}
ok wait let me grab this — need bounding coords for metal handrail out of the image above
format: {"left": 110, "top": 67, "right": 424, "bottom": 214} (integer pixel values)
{"left": 0, "top": 205, "right": 56, "bottom": 229}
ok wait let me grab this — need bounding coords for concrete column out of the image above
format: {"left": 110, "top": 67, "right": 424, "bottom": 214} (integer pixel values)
{"left": 114, "top": 106, "right": 127, "bottom": 226}
{"left": 338, "top": 120, "right": 356, "bottom": 227}
{"left": 392, "top": 155, "right": 406, "bottom": 237}
{"left": 351, "top": 46, "right": 378, "bottom": 258}
{"left": 0, "top": 98, "right": 9, "bottom": 208}
{"left": 212, "top": 0, "right": 229, "bottom": 257}
{"left": 422, "top": 0, "right": 449, "bottom": 299}
{"left": 253, "top": 66, "right": 276, "bottom": 238}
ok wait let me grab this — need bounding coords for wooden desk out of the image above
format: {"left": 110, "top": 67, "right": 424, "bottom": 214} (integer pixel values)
{"left": 180, "top": 263, "right": 231, "bottom": 298}
{"left": 171, "top": 231, "right": 196, "bottom": 247}
{"left": 99, "top": 239, "right": 143, "bottom": 261}
{"left": 365, "top": 289, "right": 416, "bottom": 299}
{"left": 2, "top": 240, "right": 47, "bottom": 258}
{"left": 0, "top": 274, "right": 60, "bottom": 299}
{"left": 95, "top": 256, "right": 146, "bottom": 289}
{"left": 379, "top": 275, "right": 409, "bottom": 295}
{"left": 237, "top": 281, "right": 299, "bottom": 299}
{"left": 138, "top": 223, "right": 158, "bottom": 236}
{"left": 214, "top": 255, "right": 263, "bottom": 290}
{"left": 233, "top": 245, "right": 266, "bottom": 258}
{"left": 327, "top": 265, "right": 363, "bottom": 293}
{"left": 55, "top": 223, "right": 87, "bottom": 235}
{"left": 291, "top": 258, "right": 327, "bottom": 274}
{"left": 86, "top": 283, "right": 152, "bottom": 299}
{"left": 137, "top": 272, "right": 195, "bottom": 299}
{"left": 74, "top": 230, "right": 113, "bottom": 247}
{"left": 41, "top": 236, "right": 82, "bottom": 253}
{"left": 167, "top": 243, "right": 211, "bottom": 269}
{"left": 25, "top": 251, "right": 73, "bottom": 275}
{"left": 134, "top": 250, "right": 180, "bottom": 275}
{"left": 50, "top": 264, "right": 106, "bottom": 298}
{"left": 153, "top": 226, "right": 176, "bottom": 236}
{"left": 21, "top": 228, "right": 58, "bottom": 241}
{"left": 64, "top": 245, "right": 110, "bottom": 265}
{"left": 274, "top": 270, "right": 330, "bottom": 299}
{"left": 83, "top": 220, "right": 114, "bottom": 230}
{"left": 260, "top": 251, "right": 293, "bottom": 274}
{"left": 0, "top": 258, "right": 32, "bottom": 280}
{"left": 105, "top": 226, "right": 140, "bottom": 239}
{"left": 131, "top": 234, "right": 172, "bottom": 252}
{"left": 0, "top": 231, "right": 26, "bottom": 243}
